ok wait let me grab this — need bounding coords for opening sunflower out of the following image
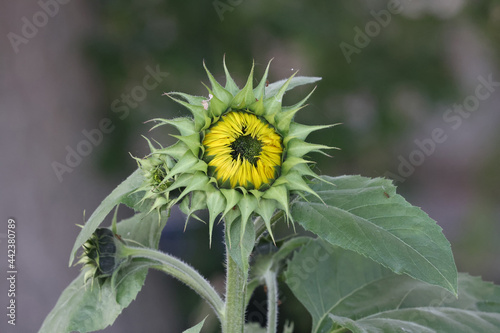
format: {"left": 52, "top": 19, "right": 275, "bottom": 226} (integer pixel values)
{"left": 203, "top": 111, "right": 283, "bottom": 190}
{"left": 135, "top": 59, "right": 335, "bottom": 244}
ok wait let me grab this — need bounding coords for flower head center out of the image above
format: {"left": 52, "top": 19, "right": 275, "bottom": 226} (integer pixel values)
{"left": 203, "top": 111, "right": 283, "bottom": 189}
{"left": 230, "top": 134, "right": 262, "bottom": 165}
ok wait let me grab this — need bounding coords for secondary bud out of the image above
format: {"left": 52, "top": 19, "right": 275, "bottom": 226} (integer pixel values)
{"left": 77, "top": 228, "right": 125, "bottom": 283}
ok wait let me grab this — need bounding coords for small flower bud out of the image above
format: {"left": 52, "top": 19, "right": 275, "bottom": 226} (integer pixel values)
{"left": 77, "top": 228, "right": 125, "bottom": 283}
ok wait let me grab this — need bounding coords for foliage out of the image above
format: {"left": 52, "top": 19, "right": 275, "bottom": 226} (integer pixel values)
{"left": 40, "top": 65, "right": 500, "bottom": 333}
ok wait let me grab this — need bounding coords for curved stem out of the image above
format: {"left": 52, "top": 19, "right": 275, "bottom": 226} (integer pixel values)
{"left": 122, "top": 246, "right": 224, "bottom": 321}
{"left": 223, "top": 249, "right": 247, "bottom": 333}
{"left": 264, "top": 270, "right": 278, "bottom": 333}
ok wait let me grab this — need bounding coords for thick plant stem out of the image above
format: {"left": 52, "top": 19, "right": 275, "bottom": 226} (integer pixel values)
{"left": 122, "top": 246, "right": 224, "bottom": 321}
{"left": 264, "top": 271, "right": 278, "bottom": 333}
{"left": 223, "top": 252, "right": 247, "bottom": 333}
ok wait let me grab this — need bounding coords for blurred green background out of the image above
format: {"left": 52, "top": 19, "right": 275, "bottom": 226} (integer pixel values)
{"left": 2, "top": 0, "right": 500, "bottom": 332}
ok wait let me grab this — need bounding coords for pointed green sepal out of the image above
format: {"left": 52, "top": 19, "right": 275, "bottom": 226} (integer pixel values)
{"left": 287, "top": 122, "right": 339, "bottom": 141}
{"left": 140, "top": 135, "right": 162, "bottom": 155}
{"left": 166, "top": 93, "right": 211, "bottom": 131}
{"left": 171, "top": 133, "right": 202, "bottom": 157}
{"left": 179, "top": 191, "right": 207, "bottom": 230}
{"left": 148, "top": 196, "right": 169, "bottom": 215}
{"left": 223, "top": 55, "right": 239, "bottom": 95}
{"left": 263, "top": 72, "right": 298, "bottom": 118}
{"left": 276, "top": 104, "right": 307, "bottom": 134}
{"left": 155, "top": 141, "right": 190, "bottom": 160}
{"left": 237, "top": 194, "right": 259, "bottom": 242}
{"left": 285, "top": 138, "right": 335, "bottom": 158}
{"left": 208, "top": 93, "right": 228, "bottom": 117}
{"left": 167, "top": 92, "right": 206, "bottom": 107}
{"left": 174, "top": 172, "right": 210, "bottom": 205}
{"left": 253, "top": 59, "right": 273, "bottom": 100}
{"left": 220, "top": 188, "right": 243, "bottom": 221}
{"left": 281, "top": 86, "right": 316, "bottom": 112}
{"left": 203, "top": 61, "right": 234, "bottom": 105}
{"left": 206, "top": 189, "right": 226, "bottom": 247}
{"left": 279, "top": 172, "right": 324, "bottom": 204}
{"left": 281, "top": 156, "right": 312, "bottom": 175}
{"left": 163, "top": 173, "right": 192, "bottom": 193}
{"left": 263, "top": 184, "right": 291, "bottom": 222}
{"left": 167, "top": 151, "right": 206, "bottom": 179}
{"left": 249, "top": 189, "right": 265, "bottom": 199}
{"left": 148, "top": 117, "right": 196, "bottom": 137}
{"left": 223, "top": 207, "right": 241, "bottom": 248}
{"left": 289, "top": 162, "right": 329, "bottom": 185}
{"left": 247, "top": 96, "right": 265, "bottom": 116}
{"left": 255, "top": 198, "right": 277, "bottom": 243}
{"left": 231, "top": 62, "right": 256, "bottom": 109}
{"left": 276, "top": 87, "right": 317, "bottom": 133}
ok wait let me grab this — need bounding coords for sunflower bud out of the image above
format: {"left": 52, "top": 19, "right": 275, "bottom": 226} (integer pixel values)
{"left": 138, "top": 58, "right": 337, "bottom": 245}
{"left": 77, "top": 228, "right": 125, "bottom": 283}
{"left": 133, "top": 138, "right": 176, "bottom": 215}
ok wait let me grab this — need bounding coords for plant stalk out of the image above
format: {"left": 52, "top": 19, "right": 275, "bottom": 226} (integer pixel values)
{"left": 223, "top": 249, "right": 247, "bottom": 333}
{"left": 264, "top": 270, "right": 278, "bottom": 333}
{"left": 122, "top": 246, "right": 224, "bottom": 322}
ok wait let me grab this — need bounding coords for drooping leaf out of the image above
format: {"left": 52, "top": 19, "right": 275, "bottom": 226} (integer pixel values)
{"left": 182, "top": 317, "right": 207, "bottom": 333}
{"left": 285, "top": 239, "right": 500, "bottom": 333}
{"left": 265, "top": 76, "right": 321, "bottom": 98}
{"left": 291, "top": 175, "right": 458, "bottom": 294}
{"left": 40, "top": 211, "right": 168, "bottom": 333}
{"left": 69, "top": 169, "right": 144, "bottom": 265}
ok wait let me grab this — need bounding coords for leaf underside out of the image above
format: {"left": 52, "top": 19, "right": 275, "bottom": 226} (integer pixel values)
{"left": 285, "top": 239, "right": 500, "bottom": 333}
{"left": 40, "top": 211, "right": 168, "bottom": 333}
{"left": 291, "top": 175, "right": 458, "bottom": 294}
{"left": 69, "top": 169, "right": 145, "bottom": 266}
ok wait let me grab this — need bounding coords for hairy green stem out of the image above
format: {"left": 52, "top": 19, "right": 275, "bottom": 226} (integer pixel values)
{"left": 223, "top": 251, "right": 247, "bottom": 333}
{"left": 264, "top": 270, "right": 278, "bottom": 333}
{"left": 122, "top": 246, "right": 224, "bottom": 321}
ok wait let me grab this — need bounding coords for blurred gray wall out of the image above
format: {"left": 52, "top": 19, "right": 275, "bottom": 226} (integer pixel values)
{"left": 0, "top": 1, "right": 180, "bottom": 332}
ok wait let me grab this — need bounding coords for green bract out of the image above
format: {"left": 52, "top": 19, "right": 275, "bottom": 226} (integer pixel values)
{"left": 135, "top": 59, "right": 335, "bottom": 244}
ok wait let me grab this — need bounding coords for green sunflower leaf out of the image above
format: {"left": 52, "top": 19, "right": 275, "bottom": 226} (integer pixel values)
{"left": 69, "top": 169, "right": 144, "bottom": 266}
{"left": 265, "top": 76, "right": 321, "bottom": 97}
{"left": 182, "top": 317, "right": 207, "bottom": 333}
{"left": 291, "top": 175, "right": 458, "bottom": 294}
{"left": 284, "top": 239, "right": 500, "bottom": 333}
{"left": 40, "top": 211, "right": 168, "bottom": 333}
